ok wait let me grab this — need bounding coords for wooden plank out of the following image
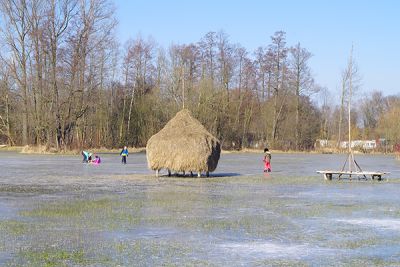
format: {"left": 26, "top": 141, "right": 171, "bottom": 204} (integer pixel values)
{"left": 317, "top": 170, "right": 388, "bottom": 175}
{"left": 317, "top": 170, "right": 389, "bottom": 181}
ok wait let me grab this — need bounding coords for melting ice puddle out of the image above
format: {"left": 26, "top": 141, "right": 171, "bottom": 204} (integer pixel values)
{"left": 337, "top": 218, "right": 400, "bottom": 230}
{"left": 219, "top": 241, "right": 335, "bottom": 259}
{"left": 299, "top": 191, "right": 356, "bottom": 199}
{"left": 0, "top": 252, "right": 12, "bottom": 266}
{"left": 0, "top": 201, "right": 19, "bottom": 220}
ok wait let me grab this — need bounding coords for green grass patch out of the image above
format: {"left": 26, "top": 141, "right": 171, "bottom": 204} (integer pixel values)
{"left": 19, "top": 197, "right": 143, "bottom": 231}
{"left": 0, "top": 185, "right": 58, "bottom": 194}
{"left": 0, "top": 220, "right": 28, "bottom": 235}
{"left": 21, "top": 199, "right": 116, "bottom": 218}
{"left": 18, "top": 248, "right": 88, "bottom": 267}
{"left": 110, "top": 239, "right": 210, "bottom": 266}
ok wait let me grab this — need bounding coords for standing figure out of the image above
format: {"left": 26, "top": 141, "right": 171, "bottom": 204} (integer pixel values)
{"left": 263, "top": 148, "right": 272, "bottom": 172}
{"left": 120, "top": 146, "right": 129, "bottom": 164}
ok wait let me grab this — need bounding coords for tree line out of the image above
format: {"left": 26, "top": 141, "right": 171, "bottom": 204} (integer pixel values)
{"left": 0, "top": 0, "right": 399, "bottom": 151}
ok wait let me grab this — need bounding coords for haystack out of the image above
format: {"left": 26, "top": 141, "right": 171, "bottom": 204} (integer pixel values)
{"left": 146, "top": 109, "right": 220, "bottom": 176}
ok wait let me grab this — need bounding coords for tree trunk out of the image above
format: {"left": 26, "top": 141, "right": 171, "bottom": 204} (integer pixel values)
{"left": 21, "top": 50, "right": 29, "bottom": 145}
{"left": 5, "top": 91, "right": 14, "bottom": 145}
{"left": 51, "top": 39, "right": 62, "bottom": 149}
{"left": 295, "top": 72, "right": 300, "bottom": 150}
{"left": 119, "top": 94, "right": 126, "bottom": 144}
{"left": 271, "top": 88, "right": 278, "bottom": 142}
{"left": 126, "top": 84, "right": 135, "bottom": 144}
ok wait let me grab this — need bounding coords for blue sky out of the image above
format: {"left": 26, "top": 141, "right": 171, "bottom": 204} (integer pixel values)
{"left": 114, "top": 0, "right": 399, "bottom": 99}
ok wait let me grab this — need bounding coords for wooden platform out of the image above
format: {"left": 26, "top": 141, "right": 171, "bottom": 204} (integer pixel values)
{"left": 317, "top": 170, "right": 389, "bottom": 181}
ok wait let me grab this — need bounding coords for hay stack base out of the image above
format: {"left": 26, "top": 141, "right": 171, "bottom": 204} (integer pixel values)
{"left": 155, "top": 169, "right": 210, "bottom": 178}
{"left": 146, "top": 109, "right": 220, "bottom": 177}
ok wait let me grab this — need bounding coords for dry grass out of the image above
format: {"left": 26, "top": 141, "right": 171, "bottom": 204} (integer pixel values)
{"left": 146, "top": 109, "right": 221, "bottom": 173}
{"left": 7, "top": 145, "right": 145, "bottom": 155}
{"left": 20, "top": 145, "right": 59, "bottom": 154}
{"left": 84, "top": 147, "right": 146, "bottom": 153}
{"left": 0, "top": 145, "right": 24, "bottom": 152}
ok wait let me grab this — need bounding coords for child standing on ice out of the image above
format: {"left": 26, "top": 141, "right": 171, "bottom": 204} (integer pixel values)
{"left": 120, "top": 146, "right": 129, "bottom": 164}
{"left": 263, "top": 148, "right": 272, "bottom": 172}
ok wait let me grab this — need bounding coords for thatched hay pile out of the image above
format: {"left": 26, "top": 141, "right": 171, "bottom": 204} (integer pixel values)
{"left": 146, "top": 109, "right": 220, "bottom": 175}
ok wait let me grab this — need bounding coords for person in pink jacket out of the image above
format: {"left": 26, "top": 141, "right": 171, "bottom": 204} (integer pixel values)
{"left": 263, "top": 148, "right": 272, "bottom": 172}
{"left": 91, "top": 154, "right": 101, "bottom": 165}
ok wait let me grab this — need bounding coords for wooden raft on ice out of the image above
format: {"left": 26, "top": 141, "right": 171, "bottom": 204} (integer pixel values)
{"left": 317, "top": 170, "right": 389, "bottom": 181}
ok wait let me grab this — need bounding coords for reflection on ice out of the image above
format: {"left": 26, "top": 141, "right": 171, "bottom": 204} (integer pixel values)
{"left": 220, "top": 241, "right": 336, "bottom": 259}
{"left": 337, "top": 218, "right": 400, "bottom": 230}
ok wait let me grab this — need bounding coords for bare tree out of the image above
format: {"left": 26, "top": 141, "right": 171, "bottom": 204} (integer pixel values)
{"left": 234, "top": 45, "right": 247, "bottom": 95}
{"left": 122, "top": 36, "right": 156, "bottom": 145}
{"left": 0, "top": 65, "right": 14, "bottom": 145}
{"left": 289, "top": 42, "right": 315, "bottom": 150}
{"left": 0, "top": 0, "right": 31, "bottom": 145}
{"left": 318, "top": 87, "right": 331, "bottom": 141}
{"left": 360, "top": 91, "right": 385, "bottom": 138}
{"left": 269, "top": 31, "right": 288, "bottom": 144}
{"left": 337, "top": 46, "right": 361, "bottom": 148}
{"left": 254, "top": 47, "right": 267, "bottom": 100}
{"left": 198, "top": 31, "right": 217, "bottom": 82}
{"left": 216, "top": 31, "right": 234, "bottom": 98}
{"left": 46, "top": 0, "right": 76, "bottom": 148}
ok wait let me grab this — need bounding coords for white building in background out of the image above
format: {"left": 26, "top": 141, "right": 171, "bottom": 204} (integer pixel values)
{"left": 314, "top": 139, "right": 335, "bottom": 148}
{"left": 362, "top": 140, "right": 377, "bottom": 149}
{"left": 340, "top": 140, "right": 377, "bottom": 150}
{"left": 315, "top": 139, "right": 378, "bottom": 150}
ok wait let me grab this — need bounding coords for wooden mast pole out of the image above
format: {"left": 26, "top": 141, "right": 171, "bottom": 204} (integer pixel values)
{"left": 340, "top": 44, "right": 364, "bottom": 176}
{"left": 347, "top": 44, "right": 364, "bottom": 175}
{"left": 348, "top": 45, "right": 353, "bottom": 172}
